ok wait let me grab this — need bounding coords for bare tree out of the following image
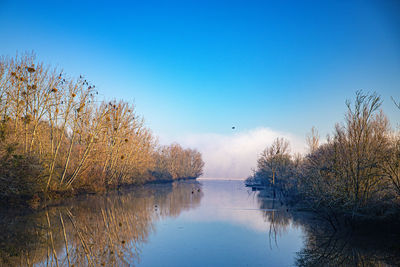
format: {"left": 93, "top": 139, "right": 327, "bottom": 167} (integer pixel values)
{"left": 306, "top": 126, "right": 319, "bottom": 153}
{"left": 258, "top": 137, "right": 290, "bottom": 186}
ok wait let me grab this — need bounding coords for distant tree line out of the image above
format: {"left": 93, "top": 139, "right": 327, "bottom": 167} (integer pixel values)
{"left": 152, "top": 143, "right": 204, "bottom": 181}
{"left": 0, "top": 52, "right": 204, "bottom": 206}
{"left": 247, "top": 91, "right": 400, "bottom": 224}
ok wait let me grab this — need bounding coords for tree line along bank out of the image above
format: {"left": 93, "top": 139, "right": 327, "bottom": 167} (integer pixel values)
{"left": 247, "top": 91, "right": 400, "bottom": 225}
{"left": 0, "top": 53, "right": 204, "bottom": 207}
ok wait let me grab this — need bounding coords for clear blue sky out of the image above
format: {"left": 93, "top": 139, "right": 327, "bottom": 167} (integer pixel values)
{"left": 1, "top": 0, "right": 399, "bottom": 139}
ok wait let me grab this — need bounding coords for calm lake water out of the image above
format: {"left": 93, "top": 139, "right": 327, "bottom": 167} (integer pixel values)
{"left": 1, "top": 179, "right": 399, "bottom": 266}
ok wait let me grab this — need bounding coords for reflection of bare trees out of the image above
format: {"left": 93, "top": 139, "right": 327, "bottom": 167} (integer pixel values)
{"left": 256, "top": 189, "right": 295, "bottom": 248}
{"left": 0, "top": 181, "right": 202, "bottom": 266}
{"left": 255, "top": 188, "right": 400, "bottom": 267}
{"left": 295, "top": 221, "right": 400, "bottom": 267}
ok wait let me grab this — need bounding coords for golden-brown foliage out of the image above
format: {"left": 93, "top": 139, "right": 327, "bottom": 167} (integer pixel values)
{"left": 0, "top": 52, "right": 204, "bottom": 203}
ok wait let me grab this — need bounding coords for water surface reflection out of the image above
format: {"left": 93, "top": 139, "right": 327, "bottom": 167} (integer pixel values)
{"left": 1, "top": 180, "right": 399, "bottom": 266}
{"left": 0, "top": 181, "right": 202, "bottom": 266}
{"left": 255, "top": 184, "right": 400, "bottom": 267}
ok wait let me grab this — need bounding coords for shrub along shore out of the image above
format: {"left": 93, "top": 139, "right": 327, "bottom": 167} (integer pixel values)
{"left": 0, "top": 53, "right": 204, "bottom": 208}
{"left": 247, "top": 91, "right": 400, "bottom": 226}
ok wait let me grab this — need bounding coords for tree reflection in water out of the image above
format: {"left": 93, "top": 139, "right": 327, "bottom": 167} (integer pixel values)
{"left": 295, "top": 221, "right": 400, "bottom": 267}
{"left": 0, "top": 181, "right": 202, "bottom": 266}
{"left": 256, "top": 188, "right": 400, "bottom": 267}
{"left": 256, "top": 189, "right": 294, "bottom": 249}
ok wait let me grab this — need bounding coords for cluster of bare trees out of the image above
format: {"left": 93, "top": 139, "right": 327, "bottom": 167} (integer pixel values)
{"left": 246, "top": 137, "right": 301, "bottom": 199}
{"left": 0, "top": 53, "right": 204, "bottom": 203}
{"left": 152, "top": 143, "right": 204, "bottom": 181}
{"left": 247, "top": 91, "right": 400, "bottom": 222}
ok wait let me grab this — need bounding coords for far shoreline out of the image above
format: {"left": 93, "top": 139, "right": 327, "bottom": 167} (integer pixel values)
{"left": 197, "top": 177, "right": 246, "bottom": 181}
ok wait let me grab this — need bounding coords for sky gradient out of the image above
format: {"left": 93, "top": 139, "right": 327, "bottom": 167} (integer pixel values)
{"left": 1, "top": 0, "right": 399, "bottom": 177}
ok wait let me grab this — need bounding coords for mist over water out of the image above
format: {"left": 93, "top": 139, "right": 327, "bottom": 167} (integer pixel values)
{"left": 161, "top": 127, "right": 306, "bottom": 178}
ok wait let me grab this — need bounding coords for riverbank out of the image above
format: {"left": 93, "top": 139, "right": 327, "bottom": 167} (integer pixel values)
{"left": 246, "top": 92, "right": 400, "bottom": 226}
{"left": 0, "top": 53, "right": 204, "bottom": 211}
{"left": 0, "top": 176, "right": 201, "bottom": 212}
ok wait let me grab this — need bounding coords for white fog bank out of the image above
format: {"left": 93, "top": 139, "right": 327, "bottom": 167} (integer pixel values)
{"left": 160, "top": 127, "right": 307, "bottom": 179}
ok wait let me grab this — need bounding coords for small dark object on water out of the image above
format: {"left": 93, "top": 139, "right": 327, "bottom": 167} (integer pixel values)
{"left": 232, "top": 126, "right": 235, "bottom": 129}
{"left": 191, "top": 191, "right": 194, "bottom": 194}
